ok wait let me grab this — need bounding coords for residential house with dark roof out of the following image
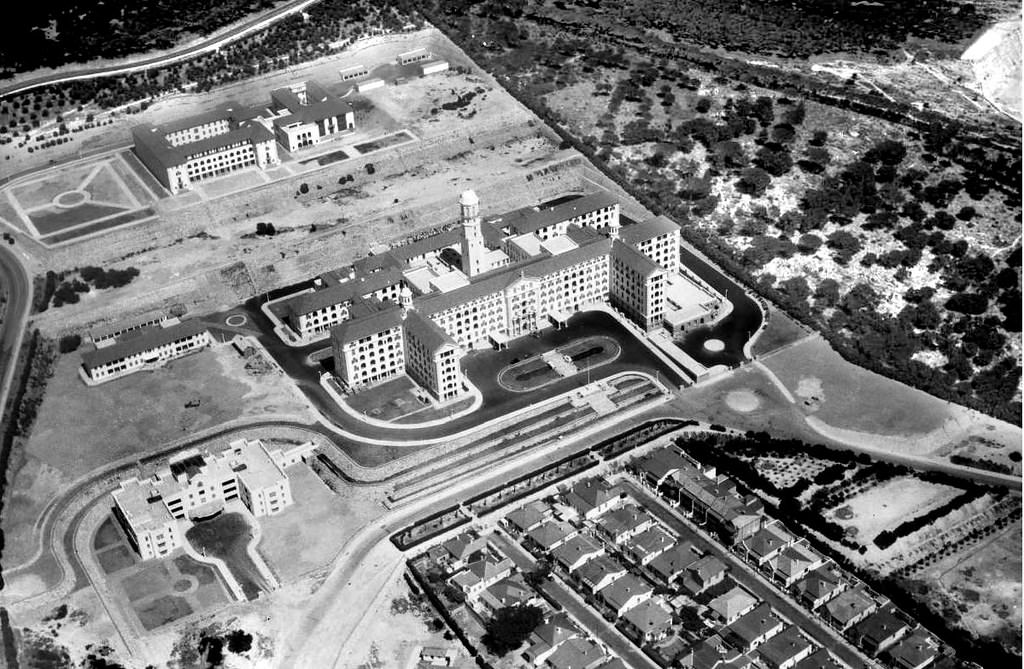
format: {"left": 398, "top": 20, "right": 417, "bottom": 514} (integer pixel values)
{"left": 595, "top": 505, "right": 656, "bottom": 545}
{"left": 682, "top": 554, "right": 727, "bottom": 595}
{"left": 823, "top": 586, "right": 879, "bottom": 632}
{"left": 677, "top": 638, "right": 746, "bottom": 668}
{"left": 647, "top": 541, "right": 699, "bottom": 585}
{"left": 757, "top": 626, "right": 814, "bottom": 669}
{"left": 552, "top": 534, "right": 606, "bottom": 573}
{"left": 741, "top": 523, "right": 795, "bottom": 567}
{"left": 721, "top": 603, "right": 784, "bottom": 652}
{"left": 633, "top": 448, "right": 691, "bottom": 488}
{"left": 622, "top": 598, "right": 674, "bottom": 643}
{"left": 574, "top": 556, "right": 627, "bottom": 594}
{"left": 525, "top": 520, "right": 579, "bottom": 554}
{"left": 449, "top": 556, "right": 514, "bottom": 599}
{"left": 523, "top": 614, "right": 579, "bottom": 666}
{"left": 563, "top": 478, "right": 623, "bottom": 520}
{"left": 793, "top": 648, "right": 845, "bottom": 669}
{"left": 503, "top": 500, "right": 552, "bottom": 535}
{"left": 768, "top": 542, "right": 823, "bottom": 587}
{"left": 851, "top": 608, "right": 910, "bottom": 656}
{"left": 439, "top": 532, "right": 487, "bottom": 571}
{"left": 885, "top": 630, "right": 940, "bottom": 669}
{"left": 476, "top": 573, "right": 541, "bottom": 617}
{"left": 542, "top": 637, "right": 606, "bottom": 669}
{"left": 600, "top": 572, "right": 653, "bottom": 617}
{"left": 624, "top": 525, "right": 676, "bottom": 566}
{"left": 793, "top": 563, "right": 846, "bottom": 610}
{"left": 708, "top": 586, "right": 759, "bottom": 625}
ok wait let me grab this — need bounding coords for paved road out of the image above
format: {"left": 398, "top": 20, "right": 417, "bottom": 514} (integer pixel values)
{"left": 621, "top": 480, "right": 874, "bottom": 669}
{"left": 0, "top": 0, "right": 328, "bottom": 99}
{"left": 490, "top": 532, "right": 659, "bottom": 669}
{"left": 0, "top": 246, "right": 31, "bottom": 417}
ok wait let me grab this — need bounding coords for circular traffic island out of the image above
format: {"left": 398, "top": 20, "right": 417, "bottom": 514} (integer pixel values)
{"left": 703, "top": 338, "right": 725, "bottom": 352}
{"left": 53, "top": 190, "right": 90, "bottom": 209}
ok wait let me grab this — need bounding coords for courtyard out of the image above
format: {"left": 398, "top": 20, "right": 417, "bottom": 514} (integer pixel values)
{"left": 92, "top": 515, "right": 232, "bottom": 632}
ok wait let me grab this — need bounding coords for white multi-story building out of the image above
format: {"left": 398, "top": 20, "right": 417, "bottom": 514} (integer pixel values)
{"left": 321, "top": 189, "right": 723, "bottom": 399}
{"left": 133, "top": 106, "right": 280, "bottom": 194}
{"left": 132, "top": 79, "right": 354, "bottom": 193}
{"left": 112, "top": 438, "right": 315, "bottom": 560}
{"left": 267, "top": 81, "right": 355, "bottom": 152}
{"left": 81, "top": 319, "right": 212, "bottom": 383}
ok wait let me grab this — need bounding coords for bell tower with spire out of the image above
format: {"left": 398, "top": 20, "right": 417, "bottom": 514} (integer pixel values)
{"left": 459, "top": 190, "right": 487, "bottom": 277}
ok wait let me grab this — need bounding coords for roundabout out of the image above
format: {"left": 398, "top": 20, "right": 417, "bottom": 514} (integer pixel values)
{"left": 225, "top": 314, "right": 248, "bottom": 328}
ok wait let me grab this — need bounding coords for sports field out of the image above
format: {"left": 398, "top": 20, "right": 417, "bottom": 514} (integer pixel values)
{"left": 1, "top": 152, "right": 158, "bottom": 245}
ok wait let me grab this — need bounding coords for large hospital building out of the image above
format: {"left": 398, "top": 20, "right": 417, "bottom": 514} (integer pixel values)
{"left": 275, "top": 190, "right": 724, "bottom": 400}
{"left": 132, "top": 80, "right": 355, "bottom": 193}
{"left": 112, "top": 438, "right": 315, "bottom": 560}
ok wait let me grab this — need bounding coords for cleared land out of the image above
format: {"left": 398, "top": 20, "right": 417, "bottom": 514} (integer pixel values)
{"left": 919, "top": 519, "right": 1022, "bottom": 656}
{"left": 257, "top": 465, "right": 385, "bottom": 583}
{"left": 830, "top": 476, "right": 962, "bottom": 543}
{"left": 1, "top": 344, "right": 311, "bottom": 568}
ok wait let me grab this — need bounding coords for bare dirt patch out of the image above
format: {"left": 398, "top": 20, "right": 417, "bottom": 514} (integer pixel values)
{"left": 830, "top": 476, "right": 961, "bottom": 544}
{"left": 725, "top": 389, "right": 761, "bottom": 413}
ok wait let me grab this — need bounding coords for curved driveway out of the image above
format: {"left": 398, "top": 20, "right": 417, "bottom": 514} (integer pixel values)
{"left": 0, "top": 0, "right": 329, "bottom": 99}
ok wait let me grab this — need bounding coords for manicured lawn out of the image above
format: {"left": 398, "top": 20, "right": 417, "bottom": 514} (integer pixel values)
{"left": 135, "top": 595, "right": 193, "bottom": 631}
{"left": 762, "top": 336, "right": 950, "bottom": 436}
{"left": 752, "top": 307, "right": 809, "bottom": 358}
{"left": 93, "top": 516, "right": 123, "bottom": 551}
{"left": 97, "top": 545, "right": 137, "bottom": 575}
{"left": 345, "top": 375, "right": 427, "bottom": 421}
{"left": 30, "top": 202, "right": 128, "bottom": 234}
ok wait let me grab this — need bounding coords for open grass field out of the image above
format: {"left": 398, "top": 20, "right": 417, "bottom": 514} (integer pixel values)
{"left": 752, "top": 307, "right": 810, "bottom": 358}
{"left": 830, "top": 476, "right": 962, "bottom": 543}
{"left": 256, "top": 465, "right": 382, "bottom": 582}
{"left": 2, "top": 344, "right": 309, "bottom": 568}
{"left": 762, "top": 336, "right": 950, "bottom": 436}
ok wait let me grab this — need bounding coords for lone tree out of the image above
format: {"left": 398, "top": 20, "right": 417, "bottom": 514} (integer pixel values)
{"left": 481, "top": 605, "right": 544, "bottom": 656}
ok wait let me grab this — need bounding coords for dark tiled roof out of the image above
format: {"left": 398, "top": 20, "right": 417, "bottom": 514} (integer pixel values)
{"left": 758, "top": 626, "right": 812, "bottom": 667}
{"left": 404, "top": 309, "right": 457, "bottom": 353}
{"left": 287, "top": 269, "right": 404, "bottom": 318}
{"left": 81, "top": 319, "right": 208, "bottom": 369}
{"left": 619, "top": 215, "right": 679, "bottom": 245}
{"left": 853, "top": 608, "right": 908, "bottom": 645}
{"left": 390, "top": 229, "right": 463, "bottom": 262}
{"left": 270, "top": 81, "right": 354, "bottom": 127}
{"left": 500, "top": 191, "right": 618, "bottom": 236}
{"left": 724, "top": 603, "right": 783, "bottom": 645}
{"left": 612, "top": 239, "right": 663, "bottom": 278}
{"left": 330, "top": 305, "right": 403, "bottom": 346}
{"left": 794, "top": 648, "right": 844, "bottom": 669}
{"left": 133, "top": 118, "right": 273, "bottom": 167}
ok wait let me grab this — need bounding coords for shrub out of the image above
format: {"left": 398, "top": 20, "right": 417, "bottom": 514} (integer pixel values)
{"left": 57, "top": 334, "right": 81, "bottom": 353}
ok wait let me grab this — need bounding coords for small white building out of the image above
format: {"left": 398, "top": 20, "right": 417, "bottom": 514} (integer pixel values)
{"left": 81, "top": 319, "right": 212, "bottom": 383}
